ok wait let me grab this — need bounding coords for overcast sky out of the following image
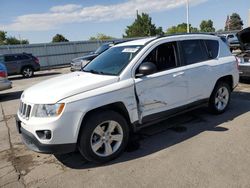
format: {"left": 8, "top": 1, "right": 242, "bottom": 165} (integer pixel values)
{"left": 0, "top": 0, "right": 249, "bottom": 43}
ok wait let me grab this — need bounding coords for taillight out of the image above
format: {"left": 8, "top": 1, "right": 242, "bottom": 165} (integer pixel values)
{"left": 0, "top": 71, "right": 7, "bottom": 78}
{"left": 34, "top": 57, "right": 39, "bottom": 64}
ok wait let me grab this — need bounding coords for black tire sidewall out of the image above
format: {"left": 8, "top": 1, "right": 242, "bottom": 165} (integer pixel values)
{"left": 209, "top": 82, "right": 231, "bottom": 114}
{"left": 78, "top": 110, "right": 129, "bottom": 163}
{"left": 22, "top": 67, "right": 34, "bottom": 78}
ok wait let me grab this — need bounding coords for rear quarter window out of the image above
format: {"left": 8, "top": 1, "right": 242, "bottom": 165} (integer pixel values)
{"left": 204, "top": 40, "right": 219, "bottom": 59}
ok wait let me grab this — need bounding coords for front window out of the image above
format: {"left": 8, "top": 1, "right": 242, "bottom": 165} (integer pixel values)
{"left": 83, "top": 45, "right": 142, "bottom": 76}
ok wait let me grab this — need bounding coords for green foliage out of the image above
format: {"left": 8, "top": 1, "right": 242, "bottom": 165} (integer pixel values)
{"left": 166, "top": 23, "right": 198, "bottom": 34}
{"left": 0, "top": 31, "right": 7, "bottom": 45}
{"left": 229, "top": 13, "right": 243, "bottom": 30}
{"left": 124, "top": 12, "right": 164, "bottom": 38}
{"left": 89, "top": 33, "right": 114, "bottom": 41}
{"left": 0, "top": 30, "right": 29, "bottom": 45}
{"left": 200, "top": 20, "right": 215, "bottom": 32}
{"left": 5, "top": 37, "right": 29, "bottom": 45}
{"left": 52, "top": 34, "right": 69, "bottom": 43}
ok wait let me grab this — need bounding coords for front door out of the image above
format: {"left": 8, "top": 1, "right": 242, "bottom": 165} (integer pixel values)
{"left": 4, "top": 55, "right": 18, "bottom": 74}
{"left": 134, "top": 42, "right": 189, "bottom": 122}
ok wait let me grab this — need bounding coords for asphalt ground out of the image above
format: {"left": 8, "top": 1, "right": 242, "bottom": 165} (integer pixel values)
{"left": 0, "top": 68, "right": 250, "bottom": 188}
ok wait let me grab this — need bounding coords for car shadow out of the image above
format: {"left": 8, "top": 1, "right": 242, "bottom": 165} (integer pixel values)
{"left": 8, "top": 72, "right": 61, "bottom": 81}
{"left": 0, "top": 90, "right": 23, "bottom": 102}
{"left": 54, "top": 90, "right": 250, "bottom": 169}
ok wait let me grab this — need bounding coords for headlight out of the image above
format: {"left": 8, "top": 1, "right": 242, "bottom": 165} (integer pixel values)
{"left": 34, "top": 103, "right": 65, "bottom": 117}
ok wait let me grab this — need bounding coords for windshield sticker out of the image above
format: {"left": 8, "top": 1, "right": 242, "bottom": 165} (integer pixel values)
{"left": 122, "top": 48, "right": 139, "bottom": 53}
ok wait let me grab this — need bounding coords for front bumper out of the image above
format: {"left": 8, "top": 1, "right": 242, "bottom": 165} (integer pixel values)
{"left": 16, "top": 115, "right": 76, "bottom": 154}
{"left": 239, "top": 65, "right": 250, "bottom": 78}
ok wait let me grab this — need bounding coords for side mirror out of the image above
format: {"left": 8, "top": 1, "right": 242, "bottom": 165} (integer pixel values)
{"left": 136, "top": 62, "right": 157, "bottom": 77}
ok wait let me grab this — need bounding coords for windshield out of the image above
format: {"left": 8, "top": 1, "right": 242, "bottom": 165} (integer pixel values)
{"left": 83, "top": 45, "right": 142, "bottom": 76}
{"left": 94, "top": 44, "right": 111, "bottom": 54}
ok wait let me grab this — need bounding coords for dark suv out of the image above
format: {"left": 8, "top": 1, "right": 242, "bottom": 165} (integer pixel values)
{"left": 0, "top": 53, "right": 40, "bottom": 78}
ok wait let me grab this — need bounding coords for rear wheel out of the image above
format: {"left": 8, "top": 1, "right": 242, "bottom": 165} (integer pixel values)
{"left": 22, "top": 67, "right": 34, "bottom": 78}
{"left": 78, "top": 110, "right": 129, "bottom": 163}
{"left": 209, "top": 82, "right": 231, "bottom": 114}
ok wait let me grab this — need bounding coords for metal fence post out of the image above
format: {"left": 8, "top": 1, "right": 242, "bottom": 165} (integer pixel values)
{"left": 44, "top": 43, "right": 50, "bottom": 70}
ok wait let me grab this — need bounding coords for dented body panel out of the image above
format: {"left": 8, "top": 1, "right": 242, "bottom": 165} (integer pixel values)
{"left": 17, "top": 34, "right": 239, "bottom": 149}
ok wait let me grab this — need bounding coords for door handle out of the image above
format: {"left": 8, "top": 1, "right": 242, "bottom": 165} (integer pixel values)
{"left": 173, "top": 72, "right": 184, "bottom": 77}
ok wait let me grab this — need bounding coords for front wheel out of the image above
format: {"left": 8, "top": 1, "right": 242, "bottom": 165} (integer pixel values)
{"left": 209, "top": 82, "right": 231, "bottom": 114}
{"left": 78, "top": 110, "right": 129, "bottom": 163}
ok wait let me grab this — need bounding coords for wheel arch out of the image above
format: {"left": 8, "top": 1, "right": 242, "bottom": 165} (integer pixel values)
{"left": 76, "top": 102, "right": 135, "bottom": 144}
{"left": 216, "top": 75, "right": 233, "bottom": 91}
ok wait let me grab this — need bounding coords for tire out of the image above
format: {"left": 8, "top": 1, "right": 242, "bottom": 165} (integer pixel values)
{"left": 208, "top": 81, "right": 231, "bottom": 114}
{"left": 22, "top": 67, "right": 34, "bottom": 78}
{"left": 78, "top": 110, "right": 129, "bottom": 163}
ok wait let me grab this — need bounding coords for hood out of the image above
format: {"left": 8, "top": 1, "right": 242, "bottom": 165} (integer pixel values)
{"left": 236, "top": 27, "right": 250, "bottom": 51}
{"left": 22, "top": 72, "right": 119, "bottom": 104}
{"left": 72, "top": 54, "right": 98, "bottom": 63}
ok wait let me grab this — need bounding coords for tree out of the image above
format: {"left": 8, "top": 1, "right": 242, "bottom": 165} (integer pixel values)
{"left": 200, "top": 20, "right": 215, "bottom": 32}
{"left": 124, "top": 12, "right": 164, "bottom": 38}
{"left": 0, "top": 30, "right": 29, "bottom": 45}
{"left": 5, "top": 37, "right": 29, "bottom": 45}
{"left": 166, "top": 23, "right": 198, "bottom": 34}
{"left": 89, "top": 33, "right": 114, "bottom": 41}
{"left": 229, "top": 13, "right": 243, "bottom": 30}
{"left": 52, "top": 34, "right": 69, "bottom": 43}
{"left": 0, "top": 31, "right": 7, "bottom": 45}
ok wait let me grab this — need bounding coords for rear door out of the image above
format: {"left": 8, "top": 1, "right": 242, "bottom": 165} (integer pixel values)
{"left": 16, "top": 54, "right": 32, "bottom": 71}
{"left": 178, "top": 39, "right": 218, "bottom": 102}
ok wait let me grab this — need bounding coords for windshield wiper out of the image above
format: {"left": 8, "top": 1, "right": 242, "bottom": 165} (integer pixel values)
{"left": 83, "top": 69, "right": 115, "bottom": 76}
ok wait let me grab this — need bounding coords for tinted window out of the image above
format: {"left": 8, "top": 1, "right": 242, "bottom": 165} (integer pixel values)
{"left": 142, "top": 42, "right": 177, "bottom": 72}
{"left": 181, "top": 40, "right": 208, "bottom": 65}
{"left": 205, "top": 40, "right": 219, "bottom": 59}
{"left": 4, "top": 55, "right": 16, "bottom": 62}
{"left": 17, "top": 55, "right": 29, "bottom": 60}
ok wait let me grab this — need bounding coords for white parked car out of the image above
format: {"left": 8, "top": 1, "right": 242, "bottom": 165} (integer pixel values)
{"left": 16, "top": 34, "right": 239, "bottom": 163}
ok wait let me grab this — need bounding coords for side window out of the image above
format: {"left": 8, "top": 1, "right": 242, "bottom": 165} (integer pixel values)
{"left": 17, "top": 55, "right": 29, "bottom": 60}
{"left": 180, "top": 40, "right": 208, "bottom": 65}
{"left": 141, "top": 42, "right": 178, "bottom": 73}
{"left": 204, "top": 40, "right": 219, "bottom": 59}
{"left": 4, "top": 55, "right": 16, "bottom": 62}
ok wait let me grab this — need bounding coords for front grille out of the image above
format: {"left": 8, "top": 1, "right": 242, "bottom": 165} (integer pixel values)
{"left": 19, "top": 102, "right": 32, "bottom": 119}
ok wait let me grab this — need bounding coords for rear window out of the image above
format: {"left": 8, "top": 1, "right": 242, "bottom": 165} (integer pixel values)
{"left": 17, "top": 54, "right": 29, "bottom": 60}
{"left": 204, "top": 40, "right": 219, "bottom": 59}
{"left": 180, "top": 40, "right": 208, "bottom": 65}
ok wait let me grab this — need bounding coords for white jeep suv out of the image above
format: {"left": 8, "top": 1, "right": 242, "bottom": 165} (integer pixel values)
{"left": 16, "top": 34, "right": 239, "bottom": 163}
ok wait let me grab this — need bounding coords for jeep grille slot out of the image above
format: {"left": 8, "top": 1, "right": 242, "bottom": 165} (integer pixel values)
{"left": 19, "top": 102, "right": 32, "bottom": 119}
